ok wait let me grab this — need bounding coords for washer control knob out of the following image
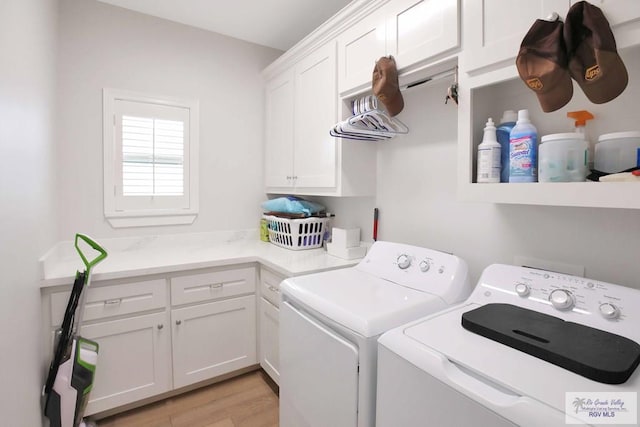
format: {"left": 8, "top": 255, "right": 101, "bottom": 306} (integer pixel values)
{"left": 397, "top": 254, "right": 411, "bottom": 269}
{"left": 549, "top": 289, "right": 575, "bottom": 310}
{"left": 599, "top": 303, "right": 620, "bottom": 319}
{"left": 515, "top": 283, "right": 530, "bottom": 297}
{"left": 419, "top": 260, "right": 430, "bottom": 272}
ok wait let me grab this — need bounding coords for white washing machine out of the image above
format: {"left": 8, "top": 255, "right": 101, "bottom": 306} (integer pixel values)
{"left": 377, "top": 264, "right": 640, "bottom": 427}
{"left": 279, "top": 240, "right": 471, "bottom": 427}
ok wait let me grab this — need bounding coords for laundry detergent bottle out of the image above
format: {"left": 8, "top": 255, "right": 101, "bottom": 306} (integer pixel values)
{"left": 497, "top": 110, "right": 517, "bottom": 182}
{"left": 509, "top": 109, "right": 538, "bottom": 183}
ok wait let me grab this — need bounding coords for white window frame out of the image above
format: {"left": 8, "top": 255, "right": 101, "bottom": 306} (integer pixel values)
{"left": 103, "top": 88, "right": 199, "bottom": 228}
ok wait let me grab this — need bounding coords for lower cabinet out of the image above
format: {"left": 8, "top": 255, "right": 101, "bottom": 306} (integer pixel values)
{"left": 80, "top": 311, "right": 172, "bottom": 415}
{"left": 258, "top": 267, "right": 285, "bottom": 385}
{"left": 171, "top": 295, "right": 257, "bottom": 389}
{"left": 259, "top": 297, "right": 280, "bottom": 384}
{"left": 42, "top": 265, "right": 258, "bottom": 417}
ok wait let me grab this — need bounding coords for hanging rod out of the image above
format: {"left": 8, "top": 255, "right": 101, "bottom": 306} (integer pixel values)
{"left": 401, "top": 65, "right": 458, "bottom": 91}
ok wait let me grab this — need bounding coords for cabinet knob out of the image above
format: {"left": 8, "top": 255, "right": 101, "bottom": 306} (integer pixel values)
{"left": 286, "top": 176, "right": 292, "bottom": 180}
{"left": 176, "top": 320, "right": 182, "bottom": 326}
{"left": 268, "top": 285, "right": 280, "bottom": 293}
{"left": 157, "top": 324, "right": 164, "bottom": 330}
{"left": 210, "top": 283, "right": 223, "bottom": 289}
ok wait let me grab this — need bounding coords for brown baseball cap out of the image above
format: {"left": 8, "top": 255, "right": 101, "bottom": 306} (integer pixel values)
{"left": 564, "top": 1, "right": 628, "bottom": 104}
{"left": 372, "top": 56, "right": 404, "bottom": 116}
{"left": 516, "top": 18, "right": 573, "bottom": 113}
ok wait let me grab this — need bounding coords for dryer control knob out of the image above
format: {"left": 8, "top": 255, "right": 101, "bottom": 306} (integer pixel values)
{"left": 397, "top": 254, "right": 411, "bottom": 269}
{"left": 419, "top": 260, "right": 430, "bottom": 272}
{"left": 549, "top": 289, "right": 575, "bottom": 310}
{"left": 515, "top": 283, "right": 530, "bottom": 297}
{"left": 599, "top": 303, "right": 620, "bottom": 319}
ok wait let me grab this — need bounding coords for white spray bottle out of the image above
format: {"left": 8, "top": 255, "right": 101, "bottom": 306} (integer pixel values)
{"left": 477, "top": 118, "right": 501, "bottom": 183}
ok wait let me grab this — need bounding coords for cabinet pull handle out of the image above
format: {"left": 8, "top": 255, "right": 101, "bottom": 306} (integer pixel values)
{"left": 286, "top": 176, "right": 292, "bottom": 180}
{"left": 269, "top": 286, "right": 280, "bottom": 293}
{"left": 210, "top": 283, "right": 223, "bottom": 289}
{"left": 104, "top": 298, "right": 122, "bottom": 306}
{"left": 157, "top": 324, "right": 164, "bottom": 330}
{"left": 176, "top": 320, "right": 182, "bottom": 326}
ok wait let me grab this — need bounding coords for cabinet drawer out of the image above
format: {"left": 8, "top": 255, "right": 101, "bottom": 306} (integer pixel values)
{"left": 170, "top": 267, "right": 256, "bottom": 306}
{"left": 50, "top": 279, "right": 167, "bottom": 327}
{"left": 260, "top": 268, "right": 285, "bottom": 307}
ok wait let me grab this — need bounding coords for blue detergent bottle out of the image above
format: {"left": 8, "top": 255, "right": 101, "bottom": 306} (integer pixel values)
{"left": 497, "top": 110, "right": 517, "bottom": 182}
{"left": 509, "top": 109, "right": 538, "bottom": 183}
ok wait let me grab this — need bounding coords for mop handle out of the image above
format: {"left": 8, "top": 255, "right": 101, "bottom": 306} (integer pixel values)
{"left": 73, "top": 234, "right": 108, "bottom": 334}
{"left": 75, "top": 233, "right": 108, "bottom": 273}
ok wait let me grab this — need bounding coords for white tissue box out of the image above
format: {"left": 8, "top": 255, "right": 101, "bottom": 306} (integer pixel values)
{"left": 327, "top": 242, "right": 367, "bottom": 260}
{"left": 331, "top": 228, "right": 361, "bottom": 248}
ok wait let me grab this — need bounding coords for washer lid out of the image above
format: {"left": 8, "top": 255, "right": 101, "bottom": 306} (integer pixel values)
{"left": 281, "top": 268, "right": 447, "bottom": 338}
{"left": 383, "top": 304, "right": 640, "bottom": 417}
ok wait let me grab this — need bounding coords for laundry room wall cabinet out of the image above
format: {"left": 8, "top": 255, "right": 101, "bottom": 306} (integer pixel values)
{"left": 263, "top": 0, "right": 461, "bottom": 196}
{"left": 457, "top": 0, "right": 640, "bottom": 209}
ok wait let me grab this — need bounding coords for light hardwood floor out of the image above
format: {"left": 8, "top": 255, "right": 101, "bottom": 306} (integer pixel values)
{"left": 96, "top": 370, "right": 279, "bottom": 427}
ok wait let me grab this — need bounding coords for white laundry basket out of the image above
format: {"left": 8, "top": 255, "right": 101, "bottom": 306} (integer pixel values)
{"left": 263, "top": 215, "right": 330, "bottom": 250}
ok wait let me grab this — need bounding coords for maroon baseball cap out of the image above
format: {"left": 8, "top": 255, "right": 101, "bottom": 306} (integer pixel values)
{"left": 564, "top": 1, "right": 628, "bottom": 104}
{"left": 372, "top": 56, "right": 404, "bottom": 117}
{"left": 516, "top": 18, "right": 573, "bottom": 113}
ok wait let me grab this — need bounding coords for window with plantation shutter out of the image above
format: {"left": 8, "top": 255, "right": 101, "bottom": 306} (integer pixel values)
{"left": 103, "top": 89, "right": 199, "bottom": 227}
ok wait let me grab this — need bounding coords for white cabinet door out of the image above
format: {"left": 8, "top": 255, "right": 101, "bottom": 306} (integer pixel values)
{"left": 80, "top": 311, "right": 172, "bottom": 415}
{"left": 463, "top": 0, "right": 570, "bottom": 73}
{"left": 386, "top": 0, "right": 459, "bottom": 70}
{"left": 293, "top": 42, "right": 338, "bottom": 189}
{"left": 259, "top": 297, "right": 280, "bottom": 384}
{"left": 171, "top": 295, "right": 257, "bottom": 389}
{"left": 580, "top": 0, "right": 640, "bottom": 49}
{"left": 574, "top": 0, "right": 640, "bottom": 27}
{"left": 337, "top": 9, "right": 387, "bottom": 94}
{"left": 265, "top": 68, "right": 295, "bottom": 188}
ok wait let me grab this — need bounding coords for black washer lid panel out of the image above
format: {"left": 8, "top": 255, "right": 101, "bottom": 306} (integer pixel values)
{"left": 461, "top": 303, "right": 640, "bottom": 384}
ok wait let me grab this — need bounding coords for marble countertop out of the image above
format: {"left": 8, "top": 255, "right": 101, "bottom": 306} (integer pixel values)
{"left": 40, "top": 230, "right": 363, "bottom": 287}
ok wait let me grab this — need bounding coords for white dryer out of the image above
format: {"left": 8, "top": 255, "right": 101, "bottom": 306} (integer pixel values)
{"left": 279, "top": 241, "right": 471, "bottom": 427}
{"left": 377, "top": 264, "right": 640, "bottom": 427}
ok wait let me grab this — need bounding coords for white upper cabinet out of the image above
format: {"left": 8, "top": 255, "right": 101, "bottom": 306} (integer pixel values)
{"left": 264, "top": 39, "right": 377, "bottom": 196}
{"left": 580, "top": 0, "right": 640, "bottom": 50}
{"left": 337, "top": 0, "right": 460, "bottom": 95}
{"left": 386, "top": 0, "right": 459, "bottom": 71}
{"left": 265, "top": 68, "right": 295, "bottom": 189}
{"left": 462, "top": 0, "right": 570, "bottom": 74}
{"left": 293, "top": 42, "right": 338, "bottom": 189}
{"left": 337, "top": 8, "right": 387, "bottom": 95}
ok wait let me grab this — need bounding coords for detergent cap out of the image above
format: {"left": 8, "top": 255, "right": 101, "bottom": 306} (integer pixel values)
{"left": 567, "top": 110, "right": 594, "bottom": 128}
{"left": 499, "top": 110, "right": 517, "bottom": 124}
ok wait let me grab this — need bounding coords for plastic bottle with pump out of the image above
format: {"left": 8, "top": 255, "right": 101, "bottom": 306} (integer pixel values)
{"left": 497, "top": 110, "right": 517, "bottom": 183}
{"left": 509, "top": 109, "right": 538, "bottom": 183}
{"left": 567, "top": 110, "right": 595, "bottom": 169}
{"left": 477, "top": 118, "right": 501, "bottom": 183}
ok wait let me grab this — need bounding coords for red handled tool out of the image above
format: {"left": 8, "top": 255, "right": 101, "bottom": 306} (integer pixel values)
{"left": 373, "top": 208, "right": 379, "bottom": 241}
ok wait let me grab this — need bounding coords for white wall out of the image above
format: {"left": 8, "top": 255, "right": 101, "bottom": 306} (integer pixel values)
{"left": 0, "top": 0, "right": 58, "bottom": 424}
{"left": 56, "top": 0, "right": 282, "bottom": 240}
{"left": 316, "top": 77, "right": 640, "bottom": 290}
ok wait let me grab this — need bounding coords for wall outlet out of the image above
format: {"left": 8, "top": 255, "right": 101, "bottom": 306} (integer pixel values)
{"left": 513, "top": 256, "right": 585, "bottom": 277}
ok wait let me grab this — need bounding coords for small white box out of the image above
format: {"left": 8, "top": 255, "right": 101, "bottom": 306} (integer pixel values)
{"left": 327, "top": 242, "right": 367, "bottom": 260}
{"left": 331, "top": 228, "right": 360, "bottom": 248}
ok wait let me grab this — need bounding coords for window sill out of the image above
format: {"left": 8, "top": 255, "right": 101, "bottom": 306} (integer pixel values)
{"left": 106, "top": 212, "right": 197, "bottom": 228}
